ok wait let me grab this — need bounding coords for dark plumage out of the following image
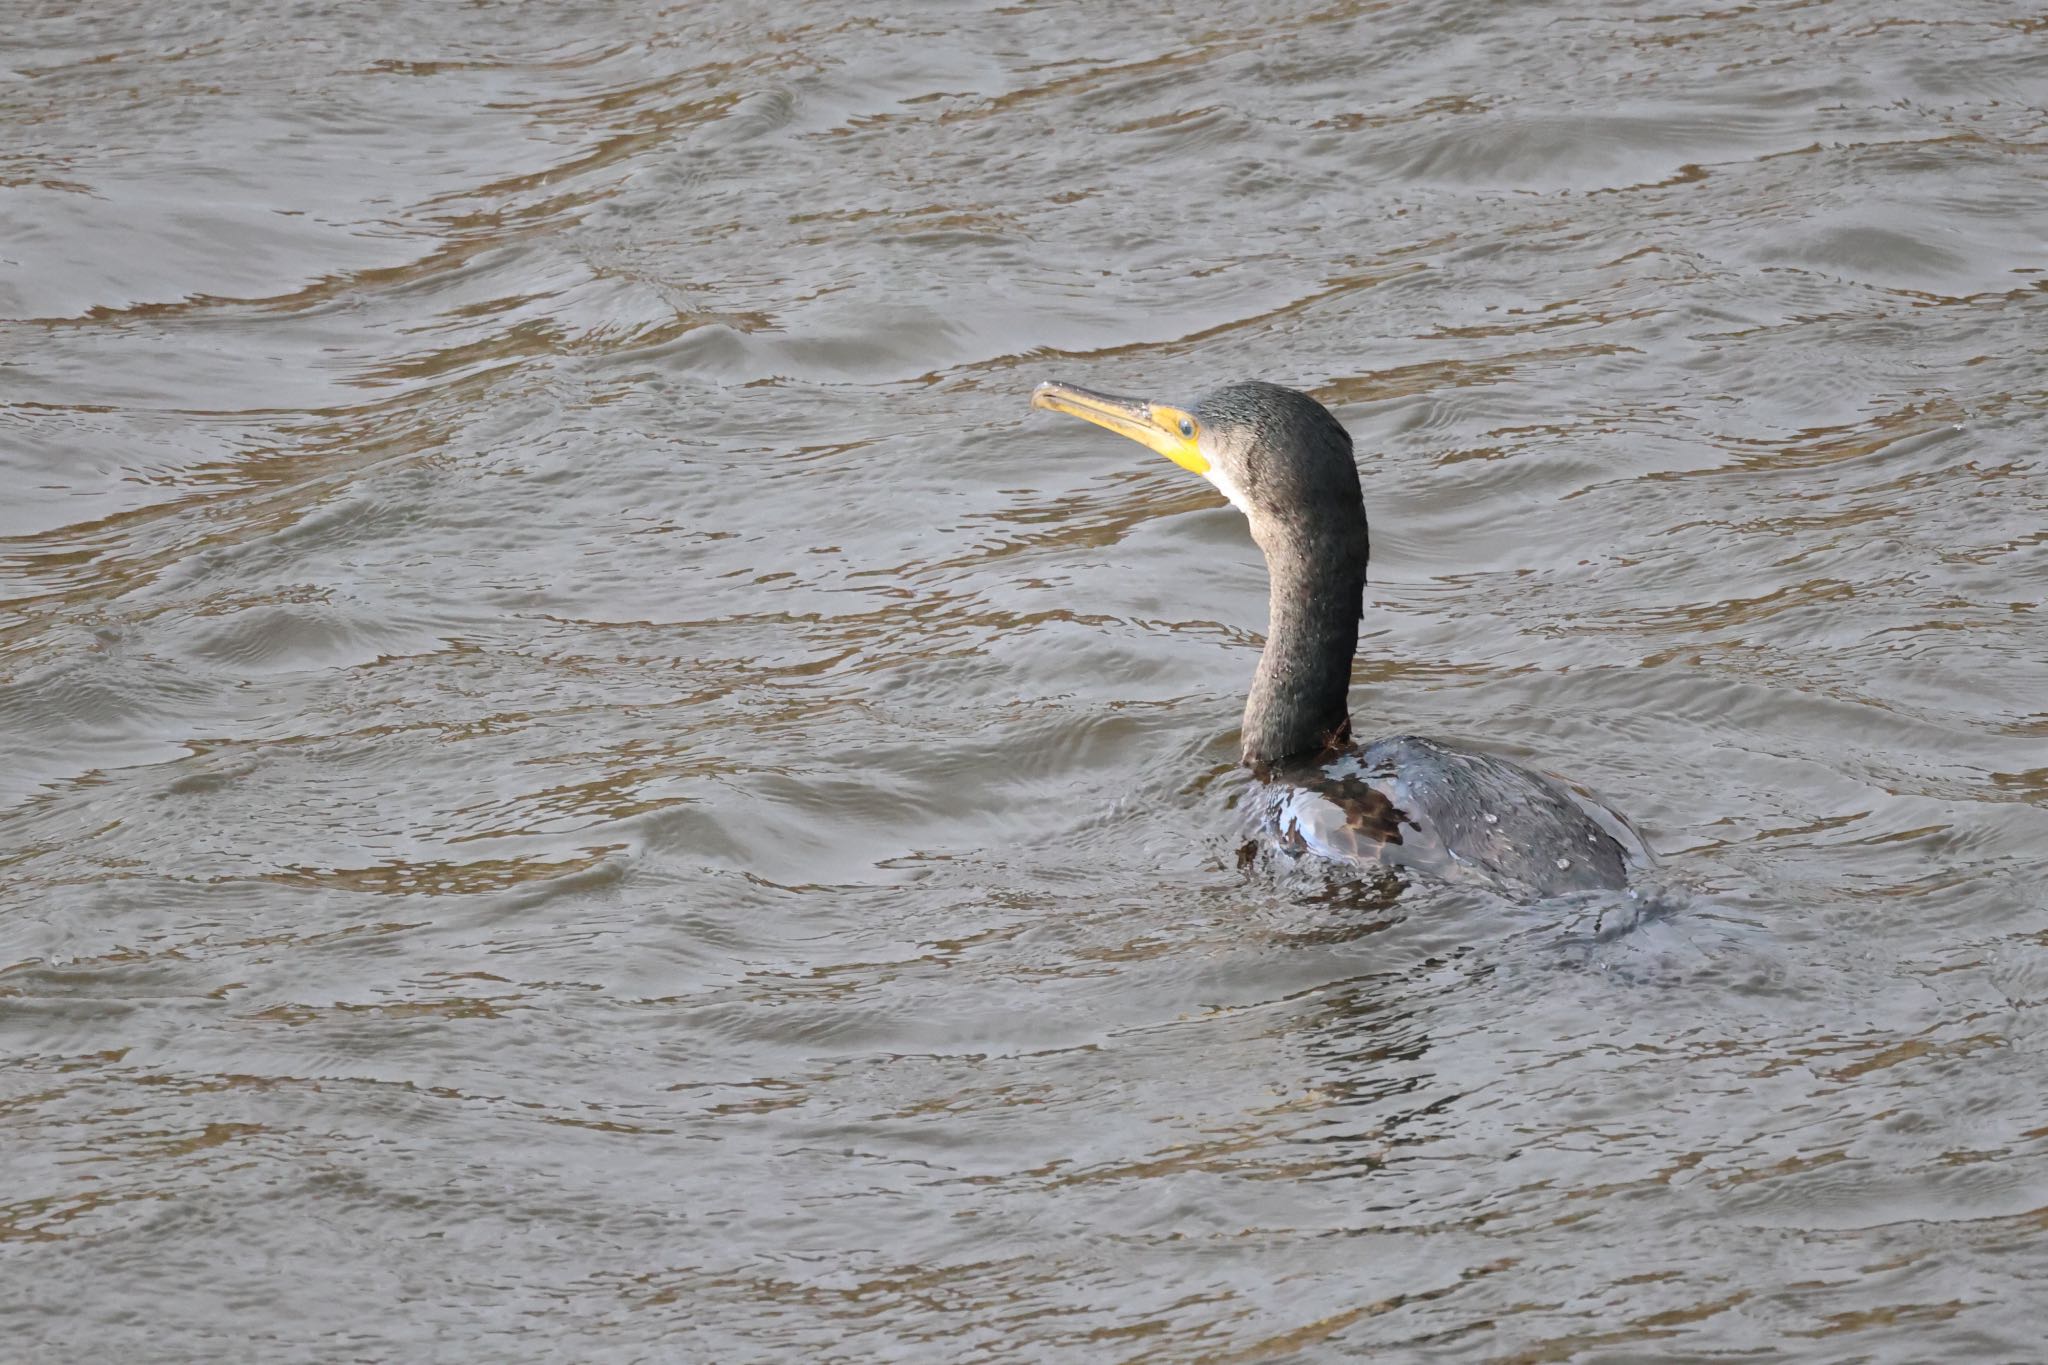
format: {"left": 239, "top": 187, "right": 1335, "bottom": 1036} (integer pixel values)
{"left": 1188, "top": 382, "right": 1370, "bottom": 767}
{"left": 1030, "top": 377, "right": 1643, "bottom": 899}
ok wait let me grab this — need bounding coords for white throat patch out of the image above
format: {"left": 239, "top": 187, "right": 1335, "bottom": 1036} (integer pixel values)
{"left": 1203, "top": 464, "right": 1253, "bottom": 518}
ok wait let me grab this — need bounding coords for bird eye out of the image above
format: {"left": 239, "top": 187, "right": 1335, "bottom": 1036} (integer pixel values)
{"left": 1178, "top": 418, "right": 1195, "bottom": 438}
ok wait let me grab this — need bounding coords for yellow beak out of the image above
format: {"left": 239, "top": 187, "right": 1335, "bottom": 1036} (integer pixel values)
{"left": 1030, "top": 381, "right": 1208, "bottom": 476}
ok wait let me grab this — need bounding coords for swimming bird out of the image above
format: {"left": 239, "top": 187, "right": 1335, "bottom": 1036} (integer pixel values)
{"left": 1031, "top": 379, "right": 1641, "bottom": 899}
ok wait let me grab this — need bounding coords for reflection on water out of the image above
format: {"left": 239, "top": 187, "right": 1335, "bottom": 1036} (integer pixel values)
{"left": 5, "top": 0, "right": 2047, "bottom": 1357}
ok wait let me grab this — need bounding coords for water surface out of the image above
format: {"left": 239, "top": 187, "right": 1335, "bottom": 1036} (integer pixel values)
{"left": 5, "top": 1, "right": 2047, "bottom": 1358}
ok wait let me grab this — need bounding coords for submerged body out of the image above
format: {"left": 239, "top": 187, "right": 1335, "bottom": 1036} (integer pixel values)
{"left": 1258, "top": 736, "right": 1637, "bottom": 898}
{"left": 1030, "top": 378, "right": 1644, "bottom": 900}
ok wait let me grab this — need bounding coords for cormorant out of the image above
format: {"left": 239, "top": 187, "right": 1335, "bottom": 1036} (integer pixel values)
{"left": 1031, "top": 379, "right": 1643, "bottom": 899}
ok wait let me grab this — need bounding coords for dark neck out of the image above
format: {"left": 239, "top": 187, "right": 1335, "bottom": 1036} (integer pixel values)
{"left": 1241, "top": 534, "right": 1364, "bottom": 769}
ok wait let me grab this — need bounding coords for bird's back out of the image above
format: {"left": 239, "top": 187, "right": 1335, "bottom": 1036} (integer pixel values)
{"left": 1257, "top": 735, "right": 1638, "bottom": 898}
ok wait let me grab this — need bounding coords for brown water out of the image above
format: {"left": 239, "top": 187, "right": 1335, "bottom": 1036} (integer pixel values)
{"left": 5, "top": 1, "right": 2047, "bottom": 1359}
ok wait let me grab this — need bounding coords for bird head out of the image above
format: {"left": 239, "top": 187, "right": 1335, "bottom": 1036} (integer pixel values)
{"left": 1030, "top": 379, "right": 1364, "bottom": 553}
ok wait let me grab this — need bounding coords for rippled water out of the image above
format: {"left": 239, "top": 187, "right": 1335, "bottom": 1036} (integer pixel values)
{"left": 6, "top": 1, "right": 2047, "bottom": 1358}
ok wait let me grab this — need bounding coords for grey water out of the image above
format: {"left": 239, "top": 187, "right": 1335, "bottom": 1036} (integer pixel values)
{"left": 4, "top": 1, "right": 2047, "bottom": 1359}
